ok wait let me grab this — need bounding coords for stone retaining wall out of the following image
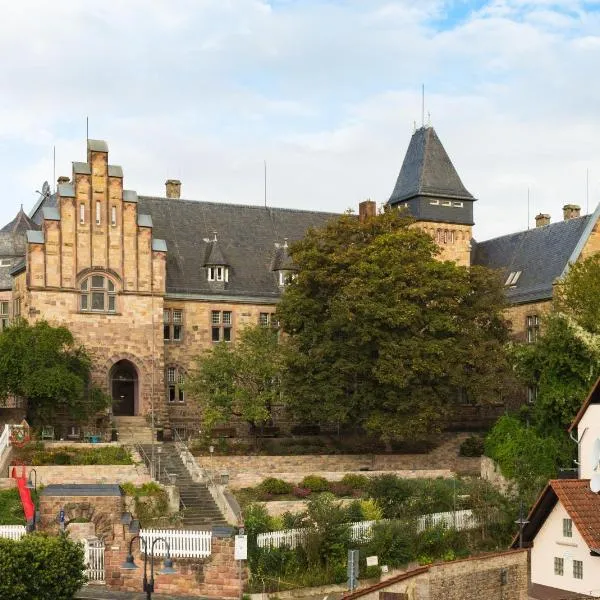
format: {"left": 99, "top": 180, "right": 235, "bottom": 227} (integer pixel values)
{"left": 480, "top": 456, "right": 513, "bottom": 496}
{"left": 229, "top": 469, "right": 454, "bottom": 490}
{"left": 8, "top": 464, "right": 151, "bottom": 486}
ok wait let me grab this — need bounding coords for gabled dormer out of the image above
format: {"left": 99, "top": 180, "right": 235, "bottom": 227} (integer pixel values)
{"left": 204, "top": 233, "right": 229, "bottom": 285}
{"left": 271, "top": 239, "right": 297, "bottom": 287}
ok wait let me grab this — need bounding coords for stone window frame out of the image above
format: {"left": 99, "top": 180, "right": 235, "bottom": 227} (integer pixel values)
{"left": 79, "top": 273, "right": 118, "bottom": 314}
{"left": 13, "top": 297, "right": 21, "bottom": 318}
{"left": 79, "top": 203, "right": 86, "bottom": 225}
{"left": 163, "top": 308, "right": 184, "bottom": 342}
{"left": 111, "top": 205, "right": 117, "bottom": 227}
{"left": 0, "top": 301, "right": 8, "bottom": 331}
{"left": 259, "top": 312, "right": 276, "bottom": 327}
{"left": 526, "top": 314, "right": 540, "bottom": 343}
{"left": 166, "top": 365, "right": 186, "bottom": 403}
{"left": 211, "top": 309, "right": 233, "bottom": 343}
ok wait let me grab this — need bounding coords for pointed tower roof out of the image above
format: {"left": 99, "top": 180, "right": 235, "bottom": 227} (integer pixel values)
{"left": 203, "top": 234, "right": 229, "bottom": 266}
{"left": 388, "top": 126, "right": 475, "bottom": 205}
{"left": 0, "top": 206, "right": 40, "bottom": 234}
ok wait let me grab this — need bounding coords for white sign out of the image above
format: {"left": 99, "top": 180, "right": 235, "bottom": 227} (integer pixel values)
{"left": 381, "top": 565, "right": 389, "bottom": 574}
{"left": 234, "top": 535, "right": 247, "bottom": 560}
{"left": 366, "top": 555, "right": 378, "bottom": 567}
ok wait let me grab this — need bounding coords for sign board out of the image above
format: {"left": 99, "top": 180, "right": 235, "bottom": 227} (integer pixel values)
{"left": 234, "top": 535, "right": 247, "bottom": 560}
{"left": 366, "top": 555, "right": 379, "bottom": 567}
{"left": 381, "top": 565, "right": 389, "bottom": 574}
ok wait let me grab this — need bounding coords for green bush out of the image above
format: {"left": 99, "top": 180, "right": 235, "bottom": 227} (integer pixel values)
{"left": 459, "top": 436, "right": 485, "bottom": 457}
{"left": 0, "top": 489, "right": 29, "bottom": 525}
{"left": 299, "top": 475, "right": 329, "bottom": 493}
{"left": 23, "top": 445, "right": 132, "bottom": 466}
{"left": 340, "top": 473, "right": 370, "bottom": 491}
{"left": 259, "top": 478, "right": 293, "bottom": 495}
{"left": 363, "top": 520, "right": 415, "bottom": 568}
{"left": 121, "top": 482, "right": 170, "bottom": 526}
{"left": 0, "top": 533, "right": 86, "bottom": 600}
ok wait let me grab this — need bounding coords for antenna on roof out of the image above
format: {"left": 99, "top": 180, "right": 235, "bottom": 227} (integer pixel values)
{"left": 421, "top": 84, "right": 425, "bottom": 128}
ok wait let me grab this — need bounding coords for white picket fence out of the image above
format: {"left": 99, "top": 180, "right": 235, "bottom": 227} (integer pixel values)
{"left": 83, "top": 538, "right": 105, "bottom": 584}
{"left": 257, "top": 510, "right": 477, "bottom": 549}
{"left": 140, "top": 528, "right": 212, "bottom": 558}
{"left": 0, "top": 525, "right": 26, "bottom": 541}
{"left": 0, "top": 424, "right": 11, "bottom": 466}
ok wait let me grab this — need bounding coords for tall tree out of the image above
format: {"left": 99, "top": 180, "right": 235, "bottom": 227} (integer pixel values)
{"left": 0, "top": 320, "right": 110, "bottom": 425}
{"left": 188, "top": 325, "right": 283, "bottom": 431}
{"left": 277, "top": 208, "right": 510, "bottom": 442}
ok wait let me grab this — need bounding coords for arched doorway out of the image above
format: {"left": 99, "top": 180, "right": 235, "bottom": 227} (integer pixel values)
{"left": 110, "top": 360, "right": 138, "bottom": 416}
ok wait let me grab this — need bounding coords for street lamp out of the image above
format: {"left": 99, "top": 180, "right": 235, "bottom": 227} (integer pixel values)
{"left": 121, "top": 535, "right": 176, "bottom": 599}
{"left": 26, "top": 468, "right": 37, "bottom": 492}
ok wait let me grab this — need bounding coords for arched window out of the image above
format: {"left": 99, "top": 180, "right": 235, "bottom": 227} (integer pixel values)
{"left": 80, "top": 274, "right": 117, "bottom": 313}
{"left": 166, "top": 366, "right": 185, "bottom": 403}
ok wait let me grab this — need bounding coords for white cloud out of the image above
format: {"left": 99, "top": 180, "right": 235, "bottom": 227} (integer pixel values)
{"left": 1, "top": 0, "right": 600, "bottom": 243}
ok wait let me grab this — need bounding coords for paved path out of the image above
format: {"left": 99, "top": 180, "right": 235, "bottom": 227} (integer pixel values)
{"left": 76, "top": 586, "right": 218, "bottom": 600}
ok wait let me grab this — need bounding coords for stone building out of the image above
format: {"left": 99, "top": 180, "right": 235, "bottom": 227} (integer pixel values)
{"left": 0, "top": 125, "right": 598, "bottom": 436}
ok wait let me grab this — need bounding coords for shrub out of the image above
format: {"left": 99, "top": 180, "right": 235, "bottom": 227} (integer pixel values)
{"left": 299, "top": 475, "right": 329, "bottom": 493}
{"left": 292, "top": 486, "right": 311, "bottom": 498}
{"left": 362, "top": 564, "right": 382, "bottom": 580}
{"left": 328, "top": 482, "right": 353, "bottom": 497}
{"left": 367, "top": 475, "right": 415, "bottom": 519}
{"left": 259, "top": 478, "right": 293, "bottom": 496}
{"left": 459, "top": 436, "right": 485, "bottom": 457}
{"left": 341, "top": 473, "right": 370, "bottom": 491}
{"left": 364, "top": 520, "right": 415, "bottom": 568}
{"left": 0, "top": 533, "right": 86, "bottom": 600}
{"left": 359, "top": 498, "right": 383, "bottom": 521}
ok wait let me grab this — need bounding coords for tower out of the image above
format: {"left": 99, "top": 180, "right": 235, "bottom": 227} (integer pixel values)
{"left": 387, "top": 126, "right": 476, "bottom": 266}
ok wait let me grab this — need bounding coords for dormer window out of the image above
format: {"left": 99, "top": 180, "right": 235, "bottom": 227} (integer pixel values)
{"left": 80, "top": 274, "right": 117, "bottom": 313}
{"left": 207, "top": 266, "right": 229, "bottom": 282}
{"left": 278, "top": 270, "right": 297, "bottom": 286}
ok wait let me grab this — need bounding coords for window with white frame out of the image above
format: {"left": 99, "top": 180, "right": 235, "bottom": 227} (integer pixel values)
{"left": 563, "top": 518, "right": 572, "bottom": 538}
{"left": 259, "top": 312, "right": 274, "bottom": 327}
{"left": 80, "top": 274, "right": 116, "bottom": 313}
{"left": 554, "top": 557, "right": 563, "bottom": 576}
{"left": 278, "top": 270, "right": 296, "bottom": 286}
{"left": 0, "top": 258, "right": 11, "bottom": 267}
{"left": 80, "top": 203, "right": 85, "bottom": 225}
{"left": 207, "top": 266, "right": 229, "bottom": 282}
{"left": 527, "top": 315, "right": 540, "bottom": 343}
{"left": 167, "top": 366, "right": 185, "bottom": 403}
{"left": 505, "top": 271, "right": 522, "bottom": 286}
{"left": 573, "top": 559, "right": 583, "bottom": 579}
{"left": 211, "top": 310, "right": 232, "bottom": 342}
{"left": 163, "top": 309, "right": 183, "bottom": 341}
{"left": 0, "top": 301, "right": 8, "bottom": 330}
{"left": 527, "top": 385, "right": 538, "bottom": 404}
{"left": 13, "top": 297, "right": 21, "bottom": 318}
{"left": 95, "top": 201, "right": 101, "bottom": 225}
{"left": 111, "top": 205, "right": 117, "bottom": 227}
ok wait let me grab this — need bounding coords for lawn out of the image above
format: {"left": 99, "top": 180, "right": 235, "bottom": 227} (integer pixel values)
{"left": 12, "top": 443, "right": 132, "bottom": 465}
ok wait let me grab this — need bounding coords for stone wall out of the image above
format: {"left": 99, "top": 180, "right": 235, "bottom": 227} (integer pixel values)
{"left": 9, "top": 464, "right": 151, "bottom": 486}
{"left": 414, "top": 222, "right": 472, "bottom": 267}
{"left": 504, "top": 300, "right": 551, "bottom": 342}
{"left": 340, "top": 549, "right": 528, "bottom": 600}
{"left": 480, "top": 456, "right": 513, "bottom": 496}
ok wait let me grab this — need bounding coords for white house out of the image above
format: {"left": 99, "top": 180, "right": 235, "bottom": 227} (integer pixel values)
{"left": 514, "top": 377, "right": 600, "bottom": 599}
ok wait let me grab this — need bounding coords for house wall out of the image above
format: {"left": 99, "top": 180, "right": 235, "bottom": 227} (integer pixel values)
{"left": 413, "top": 222, "right": 472, "bottom": 267}
{"left": 577, "top": 404, "right": 600, "bottom": 479}
{"left": 531, "top": 500, "right": 600, "bottom": 596}
{"left": 504, "top": 300, "right": 552, "bottom": 342}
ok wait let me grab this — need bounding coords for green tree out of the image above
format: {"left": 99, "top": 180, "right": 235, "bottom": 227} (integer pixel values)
{"left": 188, "top": 325, "right": 283, "bottom": 431}
{"left": 277, "top": 209, "right": 510, "bottom": 442}
{"left": 0, "top": 320, "right": 110, "bottom": 425}
{"left": 0, "top": 533, "right": 87, "bottom": 600}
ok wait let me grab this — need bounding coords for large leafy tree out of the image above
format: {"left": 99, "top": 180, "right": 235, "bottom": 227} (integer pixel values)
{"left": 276, "top": 208, "right": 510, "bottom": 442}
{"left": 188, "top": 325, "right": 283, "bottom": 431}
{"left": 0, "top": 320, "right": 110, "bottom": 425}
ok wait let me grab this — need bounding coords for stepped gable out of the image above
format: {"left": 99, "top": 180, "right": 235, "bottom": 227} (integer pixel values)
{"left": 137, "top": 195, "right": 337, "bottom": 297}
{"left": 388, "top": 126, "right": 474, "bottom": 205}
{"left": 472, "top": 214, "right": 593, "bottom": 304}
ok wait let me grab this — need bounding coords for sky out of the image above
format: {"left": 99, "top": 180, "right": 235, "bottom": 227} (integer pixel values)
{"left": 1, "top": 0, "right": 600, "bottom": 241}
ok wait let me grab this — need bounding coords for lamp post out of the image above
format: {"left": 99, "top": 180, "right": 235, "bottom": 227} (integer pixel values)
{"left": 121, "top": 535, "right": 176, "bottom": 600}
{"left": 26, "top": 468, "right": 37, "bottom": 492}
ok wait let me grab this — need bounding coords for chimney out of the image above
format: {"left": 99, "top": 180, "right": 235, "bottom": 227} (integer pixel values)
{"left": 563, "top": 204, "right": 581, "bottom": 221}
{"left": 359, "top": 199, "right": 377, "bottom": 223}
{"left": 57, "top": 176, "right": 70, "bottom": 185}
{"left": 535, "top": 213, "right": 551, "bottom": 228}
{"left": 165, "top": 179, "right": 181, "bottom": 199}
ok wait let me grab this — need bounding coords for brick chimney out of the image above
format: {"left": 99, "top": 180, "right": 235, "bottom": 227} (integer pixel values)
{"left": 535, "top": 213, "right": 551, "bottom": 228}
{"left": 165, "top": 179, "right": 181, "bottom": 199}
{"left": 359, "top": 199, "right": 376, "bottom": 223}
{"left": 57, "top": 176, "right": 70, "bottom": 185}
{"left": 563, "top": 204, "right": 581, "bottom": 221}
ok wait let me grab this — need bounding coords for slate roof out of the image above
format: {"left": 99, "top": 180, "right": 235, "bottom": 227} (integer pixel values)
{"left": 472, "top": 214, "right": 594, "bottom": 304}
{"left": 512, "top": 479, "right": 600, "bottom": 550}
{"left": 0, "top": 207, "right": 39, "bottom": 234}
{"left": 388, "top": 126, "right": 475, "bottom": 204}
{"left": 137, "top": 196, "right": 338, "bottom": 297}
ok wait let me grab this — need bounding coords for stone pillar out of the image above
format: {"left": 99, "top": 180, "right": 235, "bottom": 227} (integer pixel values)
{"left": 359, "top": 199, "right": 377, "bottom": 223}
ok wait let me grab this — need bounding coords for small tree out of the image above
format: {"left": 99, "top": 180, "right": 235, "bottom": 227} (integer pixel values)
{"left": 188, "top": 325, "right": 284, "bottom": 433}
{"left": 0, "top": 533, "right": 87, "bottom": 600}
{"left": 0, "top": 320, "right": 110, "bottom": 425}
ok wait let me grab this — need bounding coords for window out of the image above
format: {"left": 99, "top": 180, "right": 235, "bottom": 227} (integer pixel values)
{"left": 429, "top": 199, "right": 440, "bottom": 206}
{"left": 527, "top": 315, "right": 540, "bottom": 343}
{"left": 163, "top": 309, "right": 183, "bottom": 341}
{"left": 453, "top": 201, "right": 463, "bottom": 208}
{"left": 527, "top": 386, "right": 538, "bottom": 404}
{"left": 505, "top": 271, "right": 522, "bottom": 286}
{"left": 563, "top": 518, "right": 573, "bottom": 538}
{"left": 207, "top": 266, "right": 229, "bottom": 282}
{"left": 95, "top": 201, "right": 101, "bottom": 225}
{"left": 573, "top": 559, "right": 583, "bottom": 580}
{"left": 278, "top": 271, "right": 296, "bottom": 286}
{"left": 167, "top": 366, "right": 185, "bottom": 403}
{"left": 13, "top": 298, "right": 20, "bottom": 318}
{"left": 259, "top": 312, "right": 274, "bottom": 327}
{"left": 441, "top": 200, "right": 452, "bottom": 207}
{"left": 211, "top": 310, "right": 232, "bottom": 342}
{"left": 0, "top": 258, "right": 11, "bottom": 267}
{"left": 554, "top": 557, "right": 563, "bottom": 576}
{"left": 80, "top": 203, "right": 85, "bottom": 225}
{"left": 0, "top": 301, "right": 8, "bottom": 330}
{"left": 79, "top": 275, "right": 116, "bottom": 313}
{"left": 111, "top": 205, "right": 117, "bottom": 227}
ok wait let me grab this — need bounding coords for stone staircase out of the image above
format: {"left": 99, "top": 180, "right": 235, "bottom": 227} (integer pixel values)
{"left": 140, "top": 443, "right": 229, "bottom": 530}
{"left": 113, "top": 416, "right": 154, "bottom": 444}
